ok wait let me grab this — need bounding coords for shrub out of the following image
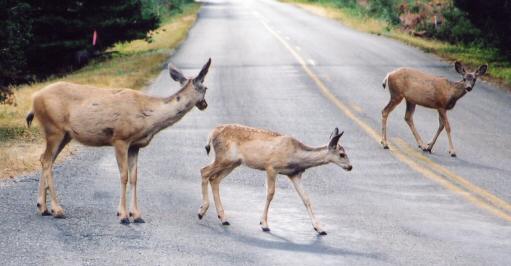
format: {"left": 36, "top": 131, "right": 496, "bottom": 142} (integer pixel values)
{"left": 431, "top": 5, "right": 481, "bottom": 44}
{"left": 454, "top": 0, "right": 511, "bottom": 59}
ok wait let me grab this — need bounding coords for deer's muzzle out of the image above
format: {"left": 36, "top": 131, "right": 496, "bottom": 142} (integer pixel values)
{"left": 196, "top": 99, "right": 208, "bottom": 110}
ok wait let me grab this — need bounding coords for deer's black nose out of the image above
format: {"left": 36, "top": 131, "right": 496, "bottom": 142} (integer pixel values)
{"left": 346, "top": 165, "right": 353, "bottom": 171}
{"left": 196, "top": 100, "right": 208, "bottom": 110}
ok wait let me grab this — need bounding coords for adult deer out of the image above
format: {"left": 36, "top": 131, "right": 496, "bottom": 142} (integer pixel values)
{"left": 27, "top": 58, "right": 212, "bottom": 224}
{"left": 198, "top": 124, "right": 352, "bottom": 235}
{"left": 381, "top": 61, "right": 487, "bottom": 157}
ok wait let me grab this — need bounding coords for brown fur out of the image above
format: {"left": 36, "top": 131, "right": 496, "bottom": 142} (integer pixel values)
{"left": 198, "top": 124, "right": 352, "bottom": 235}
{"left": 380, "top": 61, "right": 487, "bottom": 156}
{"left": 29, "top": 59, "right": 212, "bottom": 223}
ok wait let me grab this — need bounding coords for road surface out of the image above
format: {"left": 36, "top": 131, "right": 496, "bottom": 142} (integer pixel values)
{"left": 1, "top": 0, "right": 510, "bottom": 265}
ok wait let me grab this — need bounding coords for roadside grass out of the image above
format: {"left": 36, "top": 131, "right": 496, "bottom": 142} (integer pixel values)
{"left": 0, "top": 3, "right": 200, "bottom": 179}
{"left": 283, "top": 0, "right": 511, "bottom": 88}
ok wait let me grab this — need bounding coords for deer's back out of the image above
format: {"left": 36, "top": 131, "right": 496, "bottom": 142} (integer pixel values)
{"left": 32, "top": 82, "right": 156, "bottom": 146}
{"left": 388, "top": 68, "right": 453, "bottom": 108}
{"left": 211, "top": 124, "right": 298, "bottom": 170}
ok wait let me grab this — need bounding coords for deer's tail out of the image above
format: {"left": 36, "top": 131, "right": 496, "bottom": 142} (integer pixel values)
{"left": 382, "top": 74, "right": 389, "bottom": 89}
{"left": 26, "top": 111, "right": 35, "bottom": 128}
{"left": 205, "top": 130, "right": 214, "bottom": 156}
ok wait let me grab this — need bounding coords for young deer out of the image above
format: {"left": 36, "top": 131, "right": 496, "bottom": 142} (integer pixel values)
{"left": 198, "top": 124, "right": 352, "bottom": 235}
{"left": 381, "top": 61, "right": 488, "bottom": 157}
{"left": 27, "top": 59, "right": 212, "bottom": 224}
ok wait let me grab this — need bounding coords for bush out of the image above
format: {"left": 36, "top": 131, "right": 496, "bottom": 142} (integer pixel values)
{"left": 0, "top": 1, "right": 32, "bottom": 87}
{"left": 424, "top": 5, "right": 482, "bottom": 45}
{"left": 454, "top": 0, "right": 511, "bottom": 59}
{"left": 0, "top": 0, "right": 161, "bottom": 95}
{"left": 368, "top": 0, "right": 400, "bottom": 25}
{"left": 26, "top": 0, "right": 159, "bottom": 77}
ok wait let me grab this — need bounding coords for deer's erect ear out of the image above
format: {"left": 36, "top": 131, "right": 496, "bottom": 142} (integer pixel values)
{"left": 169, "top": 65, "right": 187, "bottom": 84}
{"left": 454, "top": 61, "right": 465, "bottom": 75}
{"left": 328, "top": 128, "right": 341, "bottom": 149}
{"left": 476, "top": 64, "right": 488, "bottom": 77}
{"left": 194, "top": 58, "right": 211, "bottom": 84}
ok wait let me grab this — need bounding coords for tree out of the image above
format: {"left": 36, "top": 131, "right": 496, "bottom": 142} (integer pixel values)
{"left": 0, "top": 1, "right": 32, "bottom": 103}
{"left": 27, "top": 0, "right": 159, "bottom": 76}
{"left": 454, "top": 0, "right": 511, "bottom": 58}
{"left": 0, "top": 0, "right": 159, "bottom": 99}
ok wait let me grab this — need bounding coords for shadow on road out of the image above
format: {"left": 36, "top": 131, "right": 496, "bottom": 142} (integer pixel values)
{"left": 198, "top": 222, "right": 384, "bottom": 261}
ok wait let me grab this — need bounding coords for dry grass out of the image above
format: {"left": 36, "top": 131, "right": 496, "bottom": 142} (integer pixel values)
{"left": 0, "top": 3, "right": 200, "bottom": 179}
{"left": 290, "top": 2, "right": 387, "bottom": 34}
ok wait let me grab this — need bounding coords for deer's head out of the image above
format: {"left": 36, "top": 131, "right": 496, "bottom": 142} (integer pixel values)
{"left": 455, "top": 61, "right": 488, "bottom": 92}
{"left": 169, "top": 58, "right": 212, "bottom": 110}
{"left": 326, "top": 128, "right": 352, "bottom": 171}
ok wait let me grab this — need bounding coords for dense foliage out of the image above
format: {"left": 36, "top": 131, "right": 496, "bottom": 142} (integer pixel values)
{"left": 1, "top": 0, "right": 198, "bottom": 103}
{"left": 304, "top": 0, "right": 510, "bottom": 59}
{"left": 0, "top": 1, "right": 32, "bottom": 101}
{"left": 454, "top": 0, "right": 511, "bottom": 59}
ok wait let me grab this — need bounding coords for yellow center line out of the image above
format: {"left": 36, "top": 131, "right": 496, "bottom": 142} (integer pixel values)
{"left": 393, "top": 138, "right": 511, "bottom": 213}
{"left": 257, "top": 16, "right": 511, "bottom": 222}
{"left": 350, "top": 102, "right": 364, "bottom": 113}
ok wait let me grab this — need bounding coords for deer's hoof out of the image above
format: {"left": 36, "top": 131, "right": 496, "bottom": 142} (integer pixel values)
{"left": 318, "top": 231, "right": 327, "bottom": 236}
{"left": 133, "top": 217, "right": 145, "bottom": 223}
{"left": 314, "top": 227, "right": 327, "bottom": 235}
{"left": 222, "top": 221, "right": 230, "bottom": 226}
{"left": 198, "top": 213, "right": 203, "bottom": 220}
{"left": 261, "top": 227, "right": 270, "bottom": 232}
{"left": 380, "top": 140, "right": 389, "bottom": 149}
{"left": 41, "top": 210, "right": 51, "bottom": 216}
{"left": 51, "top": 209, "right": 65, "bottom": 219}
{"left": 120, "top": 218, "right": 130, "bottom": 225}
{"left": 450, "top": 152, "right": 457, "bottom": 157}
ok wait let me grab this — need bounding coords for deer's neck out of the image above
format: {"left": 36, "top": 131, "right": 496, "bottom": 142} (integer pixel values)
{"left": 451, "top": 80, "right": 468, "bottom": 99}
{"left": 293, "top": 145, "right": 329, "bottom": 170}
{"left": 150, "top": 83, "right": 198, "bottom": 130}
{"left": 445, "top": 80, "right": 467, "bottom": 109}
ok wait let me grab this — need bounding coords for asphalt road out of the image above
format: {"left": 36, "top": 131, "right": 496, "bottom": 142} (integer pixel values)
{"left": 1, "top": 0, "right": 511, "bottom": 265}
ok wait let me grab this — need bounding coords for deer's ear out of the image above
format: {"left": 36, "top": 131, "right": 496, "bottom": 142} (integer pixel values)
{"left": 476, "top": 64, "right": 488, "bottom": 77}
{"left": 454, "top": 61, "right": 465, "bottom": 75}
{"left": 328, "top": 128, "right": 341, "bottom": 149}
{"left": 194, "top": 58, "right": 211, "bottom": 84}
{"left": 169, "top": 65, "right": 187, "bottom": 84}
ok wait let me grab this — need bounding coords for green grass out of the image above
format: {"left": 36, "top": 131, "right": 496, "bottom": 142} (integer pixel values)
{"left": 0, "top": 3, "right": 201, "bottom": 178}
{"left": 284, "top": 0, "right": 511, "bottom": 88}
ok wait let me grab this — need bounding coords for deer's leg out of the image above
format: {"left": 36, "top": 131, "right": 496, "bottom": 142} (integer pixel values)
{"left": 404, "top": 101, "right": 427, "bottom": 150}
{"left": 128, "top": 146, "right": 143, "bottom": 223}
{"left": 289, "top": 175, "right": 325, "bottom": 235}
{"left": 442, "top": 111, "right": 456, "bottom": 157}
{"left": 425, "top": 109, "right": 445, "bottom": 153}
{"left": 39, "top": 131, "right": 71, "bottom": 218}
{"left": 381, "top": 96, "right": 403, "bottom": 149}
{"left": 114, "top": 141, "right": 130, "bottom": 224}
{"left": 260, "top": 168, "right": 277, "bottom": 232}
{"left": 198, "top": 163, "right": 216, "bottom": 219}
{"left": 210, "top": 164, "right": 236, "bottom": 225}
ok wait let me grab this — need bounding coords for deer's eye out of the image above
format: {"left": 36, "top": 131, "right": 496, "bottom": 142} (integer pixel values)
{"left": 339, "top": 153, "right": 346, "bottom": 158}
